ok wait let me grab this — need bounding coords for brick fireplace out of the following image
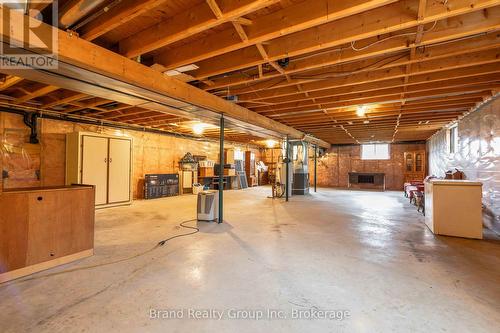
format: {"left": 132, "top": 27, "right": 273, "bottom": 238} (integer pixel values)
{"left": 348, "top": 172, "right": 386, "bottom": 191}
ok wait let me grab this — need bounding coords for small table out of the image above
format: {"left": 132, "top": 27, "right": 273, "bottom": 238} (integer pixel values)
{"left": 198, "top": 176, "right": 235, "bottom": 190}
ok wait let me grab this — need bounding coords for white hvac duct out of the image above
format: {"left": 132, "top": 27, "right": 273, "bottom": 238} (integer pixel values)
{"left": 59, "top": 0, "right": 107, "bottom": 29}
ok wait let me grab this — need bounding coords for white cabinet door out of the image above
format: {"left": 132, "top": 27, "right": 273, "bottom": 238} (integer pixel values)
{"left": 82, "top": 136, "right": 108, "bottom": 205}
{"left": 108, "top": 138, "right": 131, "bottom": 203}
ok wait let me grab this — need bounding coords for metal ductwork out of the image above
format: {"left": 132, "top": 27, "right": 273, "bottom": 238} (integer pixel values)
{"left": 0, "top": 45, "right": 286, "bottom": 140}
{"left": 59, "top": 0, "right": 107, "bottom": 29}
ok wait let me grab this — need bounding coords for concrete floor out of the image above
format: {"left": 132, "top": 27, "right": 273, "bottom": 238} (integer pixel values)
{"left": 1, "top": 187, "right": 499, "bottom": 332}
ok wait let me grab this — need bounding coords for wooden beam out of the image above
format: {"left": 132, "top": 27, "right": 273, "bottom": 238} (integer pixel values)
{"left": 237, "top": 50, "right": 500, "bottom": 102}
{"left": 251, "top": 72, "right": 499, "bottom": 108}
{"left": 243, "top": 60, "right": 500, "bottom": 105}
{"left": 269, "top": 61, "right": 285, "bottom": 75}
{"left": 205, "top": 22, "right": 500, "bottom": 92}
{"left": 190, "top": 5, "right": 500, "bottom": 80}
{"left": 43, "top": 92, "right": 87, "bottom": 108}
{"left": 250, "top": 79, "right": 499, "bottom": 114}
{"left": 79, "top": 0, "right": 168, "bottom": 41}
{"left": 233, "top": 17, "right": 252, "bottom": 26}
{"left": 15, "top": 85, "right": 59, "bottom": 103}
{"left": 232, "top": 21, "right": 249, "bottom": 42}
{"left": 257, "top": 88, "right": 495, "bottom": 115}
{"left": 61, "top": 98, "right": 113, "bottom": 113}
{"left": 271, "top": 93, "right": 489, "bottom": 118}
{"left": 154, "top": 0, "right": 399, "bottom": 70}
{"left": 206, "top": 0, "right": 223, "bottom": 19}
{"left": 0, "top": 6, "right": 329, "bottom": 147}
{"left": 0, "top": 76, "right": 23, "bottom": 91}
{"left": 119, "top": 0, "right": 279, "bottom": 58}
{"left": 101, "top": 109, "right": 151, "bottom": 120}
{"left": 283, "top": 107, "right": 475, "bottom": 124}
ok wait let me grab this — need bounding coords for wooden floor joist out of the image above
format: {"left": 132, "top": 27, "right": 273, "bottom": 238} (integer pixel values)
{"left": 0, "top": 5, "right": 330, "bottom": 148}
{"left": 0, "top": 1, "right": 498, "bottom": 144}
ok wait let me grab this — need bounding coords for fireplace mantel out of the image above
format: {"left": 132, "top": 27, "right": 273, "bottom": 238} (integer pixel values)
{"left": 348, "top": 172, "right": 386, "bottom": 191}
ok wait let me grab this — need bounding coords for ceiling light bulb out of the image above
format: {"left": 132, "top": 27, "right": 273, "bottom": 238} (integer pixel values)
{"left": 265, "top": 139, "right": 277, "bottom": 148}
{"left": 356, "top": 105, "right": 367, "bottom": 117}
{"left": 193, "top": 123, "right": 205, "bottom": 135}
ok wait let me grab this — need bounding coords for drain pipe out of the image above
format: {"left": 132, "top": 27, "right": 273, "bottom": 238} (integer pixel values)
{"left": 22, "top": 112, "right": 39, "bottom": 144}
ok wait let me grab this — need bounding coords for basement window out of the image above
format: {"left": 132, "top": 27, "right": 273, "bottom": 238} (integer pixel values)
{"left": 361, "top": 143, "right": 390, "bottom": 160}
{"left": 448, "top": 125, "right": 459, "bottom": 154}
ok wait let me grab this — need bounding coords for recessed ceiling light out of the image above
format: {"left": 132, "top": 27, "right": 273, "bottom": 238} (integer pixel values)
{"left": 356, "top": 105, "right": 367, "bottom": 117}
{"left": 265, "top": 139, "right": 277, "bottom": 148}
{"left": 193, "top": 123, "right": 206, "bottom": 135}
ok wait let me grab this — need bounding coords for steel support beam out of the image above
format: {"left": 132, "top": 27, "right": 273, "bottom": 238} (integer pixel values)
{"left": 285, "top": 135, "right": 289, "bottom": 202}
{"left": 314, "top": 145, "right": 317, "bottom": 193}
{"left": 218, "top": 114, "right": 224, "bottom": 223}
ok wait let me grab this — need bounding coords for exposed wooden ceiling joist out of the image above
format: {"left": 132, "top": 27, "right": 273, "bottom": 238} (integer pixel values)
{"left": 171, "top": 0, "right": 498, "bottom": 80}
{"left": 119, "top": 0, "right": 280, "bottom": 58}
{"left": 0, "top": 5, "right": 329, "bottom": 147}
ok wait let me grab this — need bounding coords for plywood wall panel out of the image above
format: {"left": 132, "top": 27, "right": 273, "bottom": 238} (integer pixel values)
{"left": 40, "top": 133, "right": 66, "bottom": 186}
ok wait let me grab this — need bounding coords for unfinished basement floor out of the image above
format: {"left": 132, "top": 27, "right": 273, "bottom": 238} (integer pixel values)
{"left": 1, "top": 187, "right": 499, "bottom": 333}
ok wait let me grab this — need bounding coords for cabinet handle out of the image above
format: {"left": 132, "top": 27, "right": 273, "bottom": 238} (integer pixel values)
{"left": 104, "top": 158, "right": 107, "bottom": 163}
{"left": 109, "top": 157, "right": 112, "bottom": 163}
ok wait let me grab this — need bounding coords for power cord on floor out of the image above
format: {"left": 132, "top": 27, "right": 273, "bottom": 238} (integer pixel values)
{"left": 1, "top": 219, "right": 199, "bottom": 285}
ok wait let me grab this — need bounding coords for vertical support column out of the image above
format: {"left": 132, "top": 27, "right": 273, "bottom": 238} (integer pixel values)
{"left": 218, "top": 114, "right": 224, "bottom": 223}
{"left": 285, "top": 135, "right": 289, "bottom": 202}
{"left": 314, "top": 145, "right": 317, "bottom": 193}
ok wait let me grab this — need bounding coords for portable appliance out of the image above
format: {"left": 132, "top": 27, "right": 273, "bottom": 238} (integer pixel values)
{"left": 197, "top": 190, "right": 219, "bottom": 221}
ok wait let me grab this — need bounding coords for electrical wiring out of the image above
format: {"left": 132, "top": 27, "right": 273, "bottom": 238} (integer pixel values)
{"left": 1, "top": 219, "right": 200, "bottom": 285}
{"left": 213, "top": 21, "right": 444, "bottom": 97}
{"left": 291, "top": 52, "right": 409, "bottom": 80}
{"left": 227, "top": 52, "right": 407, "bottom": 104}
{"left": 350, "top": 21, "right": 438, "bottom": 51}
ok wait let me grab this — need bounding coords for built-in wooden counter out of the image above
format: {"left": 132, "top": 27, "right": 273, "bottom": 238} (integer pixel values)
{"left": 0, "top": 185, "right": 95, "bottom": 283}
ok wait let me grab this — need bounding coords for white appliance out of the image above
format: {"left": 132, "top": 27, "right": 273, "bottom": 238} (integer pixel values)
{"left": 197, "top": 190, "right": 219, "bottom": 221}
{"left": 424, "top": 179, "right": 483, "bottom": 239}
{"left": 66, "top": 132, "right": 132, "bottom": 208}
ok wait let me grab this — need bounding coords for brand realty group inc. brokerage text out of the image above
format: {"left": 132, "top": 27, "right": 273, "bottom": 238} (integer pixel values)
{"left": 150, "top": 308, "right": 351, "bottom": 321}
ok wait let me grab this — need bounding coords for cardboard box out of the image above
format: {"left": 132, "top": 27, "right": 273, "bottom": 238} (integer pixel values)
{"left": 225, "top": 168, "right": 236, "bottom": 176}
{"left": 199, "top": 167, "right": 214, "bottom": 177}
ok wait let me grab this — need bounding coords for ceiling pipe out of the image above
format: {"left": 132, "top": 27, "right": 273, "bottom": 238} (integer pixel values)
{"left": 59, "top": 0, "right": 107, "bottom": 29}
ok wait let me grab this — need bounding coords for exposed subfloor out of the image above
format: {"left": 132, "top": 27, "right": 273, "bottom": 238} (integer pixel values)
{"left": 1, "top": 187, "right": 499, "bottom": 332}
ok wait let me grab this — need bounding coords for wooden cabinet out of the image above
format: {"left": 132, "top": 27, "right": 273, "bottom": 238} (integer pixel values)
{"left": 66, "top": 132, "right": 132, "bottom": 208}
{"left": 245, "top": 151, "right": 256, "bottom": 186}
{"left": 424, "top": 180, "right": 483, "bottom": 239}
{"left": 0, "top": 185, "right": 95, "bottom": 283}
{"left": 403, "top": 150, "right": 426, "bottom": 183}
